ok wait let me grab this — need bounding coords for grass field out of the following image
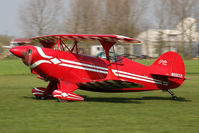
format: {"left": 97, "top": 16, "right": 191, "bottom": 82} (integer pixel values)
{"left": 0, "top": 59, "right": 199, "bottom": 133}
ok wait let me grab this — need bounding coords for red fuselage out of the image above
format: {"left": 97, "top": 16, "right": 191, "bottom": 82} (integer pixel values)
{"left": 18, "top": 46, "right": 173, "bottom": 92}
{"left": 9, "top": 34, "right": 185, "bottom": 101}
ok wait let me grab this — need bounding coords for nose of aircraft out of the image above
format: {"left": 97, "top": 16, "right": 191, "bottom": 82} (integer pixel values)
{"left": 9, "top": 46, "right": 25, "bottom": 58}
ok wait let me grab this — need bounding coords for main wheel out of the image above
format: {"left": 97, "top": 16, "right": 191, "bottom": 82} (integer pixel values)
{"left": 57, "top": 98, "right": 68, "bottom": 102}
{"left": 35, "top": 96, "right": 46, "bottom": 100}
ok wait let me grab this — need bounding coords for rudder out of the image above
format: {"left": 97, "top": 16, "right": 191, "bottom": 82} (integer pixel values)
{"left": 150, "top": 51, "right": 185, "bottom": 89}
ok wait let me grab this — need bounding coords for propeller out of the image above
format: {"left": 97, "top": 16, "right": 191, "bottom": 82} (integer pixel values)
{"left": 23, "top": 49, "right": 33, "bottom": 66}
{"left": 22, "top": 49, "right": 32, "bottom": 66}
{"left": 10, "top": 46, "right": 34, "bottom": 67}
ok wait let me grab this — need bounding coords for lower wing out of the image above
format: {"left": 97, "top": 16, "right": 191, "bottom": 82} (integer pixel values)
{"left": 77, "top": 79, "right": 143, "bottom": 92}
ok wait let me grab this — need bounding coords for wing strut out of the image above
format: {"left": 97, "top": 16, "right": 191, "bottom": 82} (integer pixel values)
{"left": 70, "top": 41, "right": 79, "bottom": 54}
{"left": 99, "top": 40, "right": 118, "bottom": 79}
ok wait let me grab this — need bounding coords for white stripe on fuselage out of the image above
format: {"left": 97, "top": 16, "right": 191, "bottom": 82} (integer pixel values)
{"left": 35, "top": 47, "right": 53, "bottom": 59}
{"left": 60, "top": 59, "right": 161, "bottom": 83}
{"left": 30, "top": 60, "right": 52, "bottom": 68}
{"left": 60, "top": 59, "right": 108, "bottom": 71}
{"left": 31, "top": 46, "right": 168, "bottom": 85}
{"left": 60, "top": 59, "right": 163, "bottom": 84}
{"left": 59, "top": 63, "right": 107, "bottom": 74}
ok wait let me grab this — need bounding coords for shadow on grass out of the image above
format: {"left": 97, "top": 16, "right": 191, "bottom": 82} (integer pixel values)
{"left": 22, "top": 96, "right": 56, "bottom": 100}
{"left": 135, "top": 96, "right": 192, "bottom": 102}
{"left": 22, "top": 96, "right": 142, "bottom": 104}
{"left": 23, "top": 95, "right": 191, "bottom": 103}
{"left": 84, "top": 96, "right": 142, "bottom": 104}
{"left": 82, "top": 95, "right": 191, "bottom": 103}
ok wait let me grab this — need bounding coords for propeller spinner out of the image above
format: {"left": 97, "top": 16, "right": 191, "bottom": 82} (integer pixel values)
{"left": 10, "top": 46, "right": 34, "bottom": 66}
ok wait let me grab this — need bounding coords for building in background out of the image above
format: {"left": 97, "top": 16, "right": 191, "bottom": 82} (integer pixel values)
{"left": 2, "top": 38, "right": 31, "bottom": 58}
{"left": 136, "top": 18, "right": 199, "bottom": 57}
{"left": 90, "top": 44, "right": 125, "bottom": 56}
{"left": 3, "top": 38, "right": 31, "bottom": 49}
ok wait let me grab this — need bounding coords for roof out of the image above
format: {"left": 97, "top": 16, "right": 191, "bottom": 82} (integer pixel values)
{"left": 137, "top": 17, "right": 199, "bottom": 42}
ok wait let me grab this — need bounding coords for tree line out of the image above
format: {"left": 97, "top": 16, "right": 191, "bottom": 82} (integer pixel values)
{"left": 18, "top": 0, "right": 148, "bottom": 37}
{"left": 154, "top": 0, "right": 199, "bottom": 58}
{"left": 16, "top": 0, "right": 199, "bottom": 58}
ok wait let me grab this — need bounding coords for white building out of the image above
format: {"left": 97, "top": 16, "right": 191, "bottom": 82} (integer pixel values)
{"left": 136, "top": 18, "right": 199, "bottom": 57}
{"left": 90, "top": 44, "right": 125, "bottom": 56}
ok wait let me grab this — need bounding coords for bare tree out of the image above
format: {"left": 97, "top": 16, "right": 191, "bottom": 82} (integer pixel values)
{"left": 154, "top": 0, "right": 199, "bottom": 58}
{"left": 185, "top": 18, "right": 197, "bottom": 58}
{"left": 154, "top": 0, "right": 170, "bottom": 56}
{"left": 18, "top": 0, "right": 63, "bottom": 37}
{"left": 101, "top": 0, "right": 146, "bottom": 37}
{"left": 63, "top": 0, "right": 102, "bottom": 34}
{"left": 63, "top": 0, "right": 148, "bottom": 37}
{"left": 168, "top": 0, "right": 199, "bottom": 58}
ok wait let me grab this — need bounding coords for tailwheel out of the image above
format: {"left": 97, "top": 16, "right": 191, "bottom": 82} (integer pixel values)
{"left": 167, "top": 89, "right": 178, "bottom": 100}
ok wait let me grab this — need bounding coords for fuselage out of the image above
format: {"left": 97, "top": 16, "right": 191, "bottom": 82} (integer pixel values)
{"left": 9, "top": 35, "right": 185, "bottom": 101}
{"left": 22, "top": 46, "right": 169, "bottom": 92}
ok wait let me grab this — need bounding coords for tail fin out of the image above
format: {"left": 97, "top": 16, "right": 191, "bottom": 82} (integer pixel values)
{"left": 150, "top": 51, "right": 185, "bottom": 89}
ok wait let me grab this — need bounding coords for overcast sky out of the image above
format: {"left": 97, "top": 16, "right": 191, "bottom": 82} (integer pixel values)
{"left": 0, "top": 0, "right": 25, "bottom": 37}
{"left": 0, "top": 0, "right": 155, "bottom": 38}
{"left": 0, "top": 0, "right": 72, "bottom": 37}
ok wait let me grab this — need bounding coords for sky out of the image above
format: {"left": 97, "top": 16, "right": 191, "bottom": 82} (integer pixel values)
{"left": 0, "top": 0, "right": 155, "bottom": 38}
{"left": 0, "top": 0, "right": 71, "bottom": 37}
{"left": 0, "top": 0, "right": 25, "bottom": 37}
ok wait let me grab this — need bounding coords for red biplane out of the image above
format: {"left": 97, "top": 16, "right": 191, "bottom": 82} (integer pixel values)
{"left": 10, "top": 34, "right": 186, "bottom": 101}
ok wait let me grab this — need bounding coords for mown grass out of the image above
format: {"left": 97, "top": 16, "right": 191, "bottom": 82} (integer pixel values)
{"left": 0, "top": 59, "right": 30, "bottom": 75}
{"left": 0, "top": 59, "right": 199, "bottom": 133}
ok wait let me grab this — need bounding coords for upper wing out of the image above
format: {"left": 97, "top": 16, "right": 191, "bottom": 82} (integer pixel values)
{"left": 31, "top": 34, "right": 141, "bottom": 48}
{"left": 77, "top": 79, "right": 143, "bottom": 92}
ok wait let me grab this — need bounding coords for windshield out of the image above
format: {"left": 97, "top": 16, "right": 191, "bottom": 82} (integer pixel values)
{"left": 96, "top": 51, "right": 123, "bottom": 63}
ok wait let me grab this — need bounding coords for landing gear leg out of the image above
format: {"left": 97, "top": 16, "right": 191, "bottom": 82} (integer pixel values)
{"left": 167, "top": 89, "right": 177, "bottom": 100}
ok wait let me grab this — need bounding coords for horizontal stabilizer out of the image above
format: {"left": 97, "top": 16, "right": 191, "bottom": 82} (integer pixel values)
{"left": 150, "top": 52, "right": 186, "bottom": 89}
{"left": 151, "top": 73, "right": 186, "bottom": 80}
{"left": 150, "top": 51, "right": 185, "bottom": 79}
